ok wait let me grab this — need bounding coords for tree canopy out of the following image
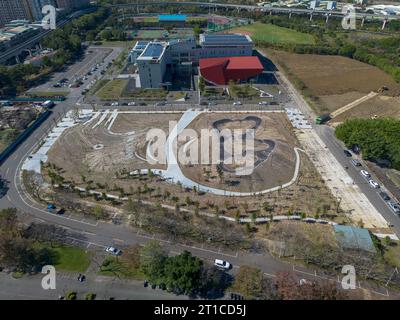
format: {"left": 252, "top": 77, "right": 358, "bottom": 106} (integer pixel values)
{"left": 335, "top": 118, "right": 400, "bottom": 170}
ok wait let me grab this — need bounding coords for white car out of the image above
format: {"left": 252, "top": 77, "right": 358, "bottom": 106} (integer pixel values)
{"left": 214, "top": 259, "right": 231, "bottom": 270}
{"left": 258, "top": 101, "right": 268, "bottom": 106}
{"left": 360, "top": 170, "right": 370, "bottom": 178}
{"left": 105, "top": 246, "right": 122, "bottom": 256}
{"left": 128, "top": 102, "right": 136, "bottom": 106}
{"left": 232, "top": 101, "right": 242, "bottom": 106}
{"left": 111, "top": 102, "right": 119, "bottom": 106}
{"left": 369, "top": 179, "right": 380, "bottom": 189}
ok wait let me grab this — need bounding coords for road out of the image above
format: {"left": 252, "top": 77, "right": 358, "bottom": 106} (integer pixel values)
{"left": 0, "top": 272, "right": 184, "bottom": 300}
{"left": 317, "top": 126, "right": 400, "bottom": 233}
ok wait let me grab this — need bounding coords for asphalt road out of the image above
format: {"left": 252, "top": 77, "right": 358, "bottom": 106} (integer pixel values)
{"left": 316, "top": 125, "right": 400, "bottom": 235}
{"left": 0, "top": 272, "right": 184, "bottom": 300}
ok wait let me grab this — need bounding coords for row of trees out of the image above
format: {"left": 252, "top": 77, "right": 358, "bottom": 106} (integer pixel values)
{"left": 335, "top": 118, "right": 400, "bottom": 170}
{"left": 232, "top": 267, "right": 350, "bottom": 300}
{"left": 0, "top": 208, "right": 64, "bottom": 273}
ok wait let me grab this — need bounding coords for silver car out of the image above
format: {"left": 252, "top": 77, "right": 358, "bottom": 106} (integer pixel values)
{"left": 388, "top": 201, "right": 400, "bottom": 214}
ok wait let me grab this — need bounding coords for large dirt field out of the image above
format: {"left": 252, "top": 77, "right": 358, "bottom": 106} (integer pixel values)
{"left": 182, "top": 112, "right": 298, "bottom": 193}
{"left": 45, "top": 111, "right": 342, "bottom": 221}
{"left": 265, "top": 49, "right": 400, "bottom": 116}
{"left": 47, "top": 112, "right": 182, "bottom": 180}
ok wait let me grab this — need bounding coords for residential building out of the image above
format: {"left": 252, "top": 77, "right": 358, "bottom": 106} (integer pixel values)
{"left": 0, "top": 0, "right": 32, "bottom": 26}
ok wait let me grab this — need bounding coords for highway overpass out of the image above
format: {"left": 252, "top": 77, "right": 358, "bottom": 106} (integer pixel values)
{"left": 110, "top": 1, "right": 400, "bottom": 22}
{"left": 0, "top": 9, "right": 94, "bottom": 65}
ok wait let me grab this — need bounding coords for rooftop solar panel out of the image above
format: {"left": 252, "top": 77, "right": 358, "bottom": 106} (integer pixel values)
{"left": 201, "top": 34, "right": 252, "bottom": 46}
{"left": 142, "top": 43, "right": 164, "bottom": 58}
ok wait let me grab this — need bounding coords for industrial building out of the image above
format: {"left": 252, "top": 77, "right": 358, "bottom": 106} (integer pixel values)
{"left": 134, "top": 33, "right": 257, "bottom": 88}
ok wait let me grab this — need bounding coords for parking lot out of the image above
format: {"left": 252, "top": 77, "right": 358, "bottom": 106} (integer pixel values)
{"left": 28, "top": 46, "right": 122, "bottom": 98}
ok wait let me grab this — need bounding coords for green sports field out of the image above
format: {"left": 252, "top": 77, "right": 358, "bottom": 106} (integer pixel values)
{"left": 229, "top": 22, "right": 315, "bottom": 45}
{"left": 136, "top": 28, "right": 194, "bottom": 40}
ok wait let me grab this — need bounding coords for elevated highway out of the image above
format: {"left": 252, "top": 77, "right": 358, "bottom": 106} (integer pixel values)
{"left": 110, "top": 1, "right": 400, "bottom": 22}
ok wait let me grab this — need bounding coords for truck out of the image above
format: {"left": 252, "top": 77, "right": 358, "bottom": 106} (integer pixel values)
{"left": 315, "top": 113, "right": 331, "bottom": 125}
{"left": 42, "top": 100, "right": 55, "bottom": 109}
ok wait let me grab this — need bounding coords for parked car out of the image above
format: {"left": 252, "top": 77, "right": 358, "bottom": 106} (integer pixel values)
{"left": 360, "top": 170, "right": 370, "bottom": 178}
{"left": 368, "top": 179, "right": 380, "bottom": 189}
{"left": 128, "top": 102, "right": 136, "bottom": 106}
{"left": 388, "top": 201, "right": 400, "bottom": 214}
{"left": 111, "top": 102, "right": 119, "bottom": 106}
{"left": 105, "top": 246, "right": 122, "bottom": 256}
{"left": 77, "top": 274, "right": 86, "bottom": 282}
{"left": 232, "top": 101, "right": 242, "bottom": 106}
{"left": 214, "top": 259, "right": 231, "bottom": 270}
{"left": 208, "top": 101, "right": 217, "bottom": 106}
{"left": 258, "top": 101, "right": 268, "bottom": 106}
{"left": 155, "top": 102, "right": 165, "bottom": 107}
{"left": 56, "top": 208, "right": 65, "bottom": 215}
{"left": 351, "top": 159, "right": 361, "bottom": 167}
{"left": 344, "top": 150, "right": 352, "bottom": 157}
{"left": 379, "top": 192, "right": 391, "bottom": 201}
{"left": 47, "top": 204, "right": 56, "bottom": 212}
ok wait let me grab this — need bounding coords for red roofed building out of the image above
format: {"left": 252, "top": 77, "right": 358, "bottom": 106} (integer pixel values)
{"left": 199, "top": 56, "right": 264, "bottom": 85}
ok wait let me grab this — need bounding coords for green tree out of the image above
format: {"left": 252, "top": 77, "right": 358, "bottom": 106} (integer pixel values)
{"left": 163, "top": 251, "right": 202, "bottom": 295}
{"left": 231, "top": 266, "right": 264, "bottom": 299}
{"left": 139, "top": 241, "right": 168, "bottom": 285}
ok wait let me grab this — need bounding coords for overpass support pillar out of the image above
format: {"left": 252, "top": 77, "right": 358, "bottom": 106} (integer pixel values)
{"left": 361, "top": 16, "right": 365, "bottom": 28}
{"left": 309, "top": 13, "right": 313, "bottom": 21}
{"left": 289, "top": 12, "right": 292, "bottom": 19}
{"left": 15, "top": 55, "right": 20, "bottom": 64}
{"left": 325, "top": 14, "right": 330, "bottom": 24}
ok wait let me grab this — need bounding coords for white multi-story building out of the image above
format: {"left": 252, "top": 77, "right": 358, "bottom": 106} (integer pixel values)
{"left": 135, "top": 34, "right": 254, "bottom": 88}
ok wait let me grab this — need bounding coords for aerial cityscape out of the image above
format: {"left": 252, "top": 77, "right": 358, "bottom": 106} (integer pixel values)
{"left": 0, "top": 0, "right": 400, "bottom": 306}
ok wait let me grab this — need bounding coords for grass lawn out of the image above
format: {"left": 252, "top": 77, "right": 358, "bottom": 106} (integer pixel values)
{"left": 29, "top": 91, "right": 69, "bottom": 97}
{"left": 229, "top": 84, "right": 259, "bottom": 99}
{"left": 124, "top": 88, "right": 167, "bottom": 100}
{"left": 99, "top": 256, "right": 145, "bottom": 280}
{"left": 51, "top": 245, "right": 92, "bottom": 273}
{"left": 384, "top": 241, "right": 400, "bottom": 268}
{"left": 97, "top": 79, "right": 128, "bottom": 100}
{"left": 230, "top": 22, "right": 315, "bottom": 45}
{"left": 0, "top": 128, "right": 19, "bottom": 153}
{"left": 95, "top": 40, "right": 136, "bottom": 48}
{"left": 34, "top": 243, "right": 92, "bottom": 273}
